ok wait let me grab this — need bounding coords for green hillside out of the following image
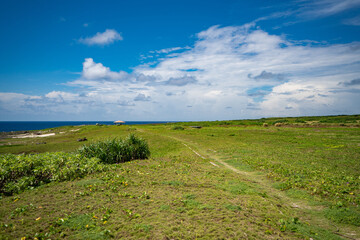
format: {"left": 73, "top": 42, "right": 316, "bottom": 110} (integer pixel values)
{"left": 1, "top": 116, "right": 359, "bottom": 239}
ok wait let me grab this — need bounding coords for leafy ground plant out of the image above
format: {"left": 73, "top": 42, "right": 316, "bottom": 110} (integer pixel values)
{"left": 78, "top": 134, "right": 150, "bottom": 164}
{"left": 0, "top": 152, "right": 109, "bottom": 195}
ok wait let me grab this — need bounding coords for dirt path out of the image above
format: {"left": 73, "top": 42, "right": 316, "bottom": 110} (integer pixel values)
{"left": 138, "top": 127, "right": 359, "bottom": 240}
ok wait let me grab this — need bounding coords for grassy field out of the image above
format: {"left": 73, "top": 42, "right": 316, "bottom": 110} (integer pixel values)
{"left": 0, "top": 115, "right": 359, "bottom": 239}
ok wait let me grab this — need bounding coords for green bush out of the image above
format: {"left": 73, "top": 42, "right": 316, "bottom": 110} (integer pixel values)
{"left": 294, "top": 119, "right": 306, "bottom": 123}
{"left": 0, "top": 152, "right": 107, "bottom": 195}
{"left": 172, "top": 126, "right": 184, "bottom": 130}
{"left": 272, "top": 119, "right": 289, "bottom": 125}
{"left": 78, "top": 134, "right": 150, "bottom": 164}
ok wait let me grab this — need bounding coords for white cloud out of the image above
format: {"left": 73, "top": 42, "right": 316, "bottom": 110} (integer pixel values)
{"left": 0, "top": 93, "right": 30, "bottom": 113}
{"left": 141, "top": 46, "right": 192, "bottom": 61}
{"left": 45, "top": 91, "right": 80, "bottom": 102}
{"left": 1, "top": 23, "right": 360, "bottom": 120}
{"left": 256, "top": 0, "right": 360, "bottom": 27}
{"left": 81, "top": 58, "right": 128, "bottom": 80}
{"left": 132, "top": 24, "right": 360, "bottom": 119}
{"left": 79, "top": 29, "right": 123, "bottom": 46}
{"left": 150, "top": 47, "right": 189, "bottom": 54}
{"left": 297, "top": 0, "right": 360, "bottom": 19}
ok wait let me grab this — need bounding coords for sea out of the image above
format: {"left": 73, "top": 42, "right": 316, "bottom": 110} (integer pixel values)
{"left": 0, "top": 121, "right": 171, "bottom": 132}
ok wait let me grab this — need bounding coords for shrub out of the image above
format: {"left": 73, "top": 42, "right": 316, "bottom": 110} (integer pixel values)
{"left": 0, "top": 152, "right": 107, "bottom": 195}
{"left": 172, "top": 126, "right": 184, "bottom": 130}
{"left": 272, "top": 119, "right": 289, "bottom": 125}
{"left": 78, "top": 134, "right": 150, "bottom": 164}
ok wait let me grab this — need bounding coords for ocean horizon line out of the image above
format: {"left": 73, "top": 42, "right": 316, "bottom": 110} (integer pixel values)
{"left": 0, "top": 121, "right": 178, "bottom": 132}
{"left": 0, "top": 120, "right": 177, "bottom": 122}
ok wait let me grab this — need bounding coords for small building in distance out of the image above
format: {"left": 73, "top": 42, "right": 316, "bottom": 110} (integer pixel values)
{"left": 114, "top": 120, "right": 125, "bottom": 125}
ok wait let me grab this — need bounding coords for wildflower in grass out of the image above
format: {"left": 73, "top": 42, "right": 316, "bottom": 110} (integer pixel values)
{"left": 86, "top": 225, "right": 89, "bottom": 228}
{"left": 103, "top": 221, "right": 107, "bottom": 224}
{"left": 21, "top": 237, "right": 26, "bottom": 240}
{"left": 35, "top": 217, "right": 41, "bottom": 221}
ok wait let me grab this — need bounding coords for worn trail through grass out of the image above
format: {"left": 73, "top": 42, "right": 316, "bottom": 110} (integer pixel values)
{"left": 143, "top": 127, "right": 360, "bottom": 240}
{"left": 1, "top": 122, "right": 360, "bottom": 239}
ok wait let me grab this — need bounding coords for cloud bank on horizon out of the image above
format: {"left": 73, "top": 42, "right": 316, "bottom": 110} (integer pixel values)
{"left": 0, "top": 0, "right": 359, "bottom": 121}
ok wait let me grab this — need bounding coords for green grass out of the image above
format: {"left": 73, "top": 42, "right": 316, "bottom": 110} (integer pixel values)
{"left": 166, "top": 114, "right": 360, "bottom": 127}
{"left": 158, "top": 125, "right": 360, "bottom": 205}
{"left": 0, "top": 117, "right": 359, "bottom": 239}
{"left": 0, "top": 125, "right": 136, "bottom": 155}
{"left": 324, "top": 206, "right": 360, "bottom": 226}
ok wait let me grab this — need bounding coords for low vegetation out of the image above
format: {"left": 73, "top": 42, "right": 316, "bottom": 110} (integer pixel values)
{"left": 167, "top": 114, "right": 360, "bottom": 127}
{"left": 78, "top": 134, "right": 150, "bottom": 164}
{"left": 0, "top": 152, "right": 108, "bottom": 196}
{"left": 0, "top": 134, "right": 149, "bottom": 196}
{"left": 0, "top": 115, "right": 359, "bottom": 239}
{"left": 171, "top": 126, "right": 184, "bottom": 130}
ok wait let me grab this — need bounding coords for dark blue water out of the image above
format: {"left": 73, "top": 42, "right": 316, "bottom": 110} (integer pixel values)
{"left": 0, "top": 121, "right": 171, "bottom": 132}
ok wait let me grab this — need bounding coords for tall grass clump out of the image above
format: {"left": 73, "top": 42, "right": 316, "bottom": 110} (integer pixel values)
{"left": 78, "top": 134, "right": 150, "bottom": 164}
{"left": 0, "top": 152, "right": 108, "bottom": 195}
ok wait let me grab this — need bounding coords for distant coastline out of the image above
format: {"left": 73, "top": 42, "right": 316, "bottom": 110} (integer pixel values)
{"left": 0, "top": 121, "right": 172, "bottom": 132}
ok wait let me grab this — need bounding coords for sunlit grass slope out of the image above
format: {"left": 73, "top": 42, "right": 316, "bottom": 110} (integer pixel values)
{"left": 0, "top": 116, "right": 359, "bottom": 239}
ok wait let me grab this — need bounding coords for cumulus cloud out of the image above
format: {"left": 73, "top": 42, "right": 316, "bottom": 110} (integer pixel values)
{"left": 2, "top": 23, "right": 360, "bottom": 120}
{"left": 79, "top": 29, "right": 123, "bottom": 46}
{"left": 133, "top": 24, "right": 360, "bottom": 118}
{"left": 82, "top": 58, "right": 128, "bottom": 80}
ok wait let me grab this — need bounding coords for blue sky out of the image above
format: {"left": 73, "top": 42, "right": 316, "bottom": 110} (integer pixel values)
{"left": 0, "top": 0, "right": 360, "bottom": 121}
